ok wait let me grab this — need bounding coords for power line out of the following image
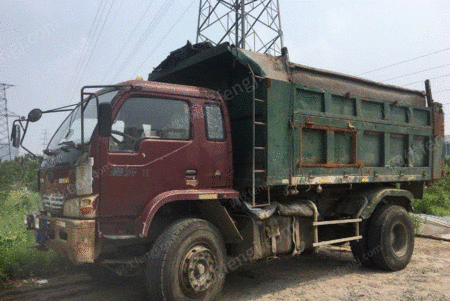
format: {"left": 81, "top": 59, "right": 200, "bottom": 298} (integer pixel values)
{"left": 383, "top": 64, "right": 450, "bottom": 82}
{"left": 63, "top": 0, "right": 107, "bottom": 104}
{"left": 358, "top": 47, "right": 450, "bottom": 76}
{"left": 435, "top": 89, "right": 450, "bottom": 94}
{"left": 100, "top": 1, "right": 156, "bottom": 83}
{"left": 403, "top": 73, "right": 450, "bottom": 87}
{"left": 69, "top": 0, "right": 116, "bottom": 103}
{"left": 110, "top": 0, "right": 174, "bottom": 82}
{"left": 133, "top": 0, "right": 197, "bottom": 76}
{"left": 109, "top": 0, "right": 174, "bottom": 83}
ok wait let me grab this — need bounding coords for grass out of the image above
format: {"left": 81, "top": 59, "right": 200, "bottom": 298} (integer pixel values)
{"left": 414, "top": 185, "right": 450, "bottom": 216}
{"left": 413, "top": 158, "right": 450, "bottom": 217}
{"left": 0, "top": 188, "right": 77, "bottom": 290}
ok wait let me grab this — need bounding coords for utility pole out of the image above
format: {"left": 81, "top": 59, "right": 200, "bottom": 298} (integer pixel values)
{"left": 0, "top": 83, "right": 15, "bottom": 161}
{"left": 42, "top": 129, "right": 49, "bottom": 149}
{"left": 197, "top": 0, "right": 284, "bottom": 55}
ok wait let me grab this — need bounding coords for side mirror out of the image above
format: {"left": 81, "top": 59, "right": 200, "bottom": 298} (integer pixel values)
{"left": 98, "top": 103, "right": 112, "bottom": 137}
{"left": 11, "top": 124, "right": 21, "bottom": 148}
{"left": 27, "top": 109, "right": 43, "bottom": 122}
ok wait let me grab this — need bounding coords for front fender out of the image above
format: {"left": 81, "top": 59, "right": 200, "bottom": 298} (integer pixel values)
{"left": 139, "top": 189, "right": 242, "bottom": 243}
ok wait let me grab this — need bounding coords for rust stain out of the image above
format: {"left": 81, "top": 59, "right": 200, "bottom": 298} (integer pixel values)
{"left": 296, "top": 161, "right": 364, "bottom": 170}
{"left": 301, "top": 122, "right": 358, "bottom": 133}
{"left": 433, "top": 103, "right": 445, "bottom": 137}
{"left": 264, "top": 77, "right": 272, "bottom": 89}
{"left": 298, "top": 120, "right": 360, "bottom": 169}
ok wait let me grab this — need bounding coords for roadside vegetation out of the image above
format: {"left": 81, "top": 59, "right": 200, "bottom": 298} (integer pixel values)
{"left": 0, "top": 155, "right": 77, "bottom": 290}
{"left": 413, "top": 157, "right": 450, "bottom": 217}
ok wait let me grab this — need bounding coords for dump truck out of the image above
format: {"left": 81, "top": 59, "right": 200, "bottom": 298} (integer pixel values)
{"left": 17, "top": 42, "right": 445, "bottom": 300}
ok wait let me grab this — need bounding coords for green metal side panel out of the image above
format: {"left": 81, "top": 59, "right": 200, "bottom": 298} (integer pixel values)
{"left": 266, "top": 82, "right": 434, "bottom": 186}
{"left": 149, "top": 44, "right": 438, "bottom": 189}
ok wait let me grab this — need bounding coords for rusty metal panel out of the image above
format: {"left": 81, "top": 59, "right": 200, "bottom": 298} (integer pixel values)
{"left": 241, "top": 49, "right": 426, "bottom": 107}
{"left": 43, "top": 217, "right": 97, "bottom": 263}
{"left": 297, "top": 122, "right": 360, "bottom": 169}
{"left": 433, "top": 103, "right": 445, "bottom": 137}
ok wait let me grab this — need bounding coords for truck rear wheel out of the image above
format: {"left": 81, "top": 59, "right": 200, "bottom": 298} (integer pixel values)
{"left": 350, "top": 220, "right": 374, "bottom": 267}
{"left": 367, "top": 205, "right": 414, "bottom": 271}
{"left": 146, "top": 218, "right": 226, "bottom": 301}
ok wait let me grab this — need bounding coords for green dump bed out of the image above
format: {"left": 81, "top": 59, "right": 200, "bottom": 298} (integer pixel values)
{"left": 149, "top": 43, "right": 445, "bottom": 192}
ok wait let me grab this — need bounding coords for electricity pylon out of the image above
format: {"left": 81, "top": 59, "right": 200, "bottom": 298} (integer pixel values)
{"left": 197, "top": 0, "right": 284, "bottom": 55}
{"left": 0, "top": 83, "right": 16, "bottom": 161}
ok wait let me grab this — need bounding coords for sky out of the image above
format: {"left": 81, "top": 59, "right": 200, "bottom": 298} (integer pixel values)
{"left": 1, "top": 0, "right": 449, "bottom": 156}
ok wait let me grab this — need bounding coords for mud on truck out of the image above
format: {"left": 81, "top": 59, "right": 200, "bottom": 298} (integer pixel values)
{"left": 14, "top": 43, "right": 446, "bottom": 301}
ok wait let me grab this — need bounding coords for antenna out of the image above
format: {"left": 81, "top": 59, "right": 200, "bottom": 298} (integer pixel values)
{"left": 0, "top": 83, "right": 16, "bottom": 161}
{"left": 196, "top": 0, "right": 284, "bottom": 55}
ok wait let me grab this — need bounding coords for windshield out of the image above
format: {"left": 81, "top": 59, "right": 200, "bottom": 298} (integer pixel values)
{"left": 47, "top": 89, "right": 119, "bottom": 151}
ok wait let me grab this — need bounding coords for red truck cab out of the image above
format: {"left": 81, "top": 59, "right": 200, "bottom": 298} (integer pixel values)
{"left": 30, "top": 80, "right": 239, "bottom": 263}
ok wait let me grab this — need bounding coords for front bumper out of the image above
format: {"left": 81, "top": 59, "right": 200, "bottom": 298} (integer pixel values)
{"left": 26, "top": 213, "right": 97, "bottom": 263}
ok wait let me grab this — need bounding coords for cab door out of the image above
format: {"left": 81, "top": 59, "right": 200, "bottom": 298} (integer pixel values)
{"left": 99, "top": 94, "right": 200, "bottom": 223}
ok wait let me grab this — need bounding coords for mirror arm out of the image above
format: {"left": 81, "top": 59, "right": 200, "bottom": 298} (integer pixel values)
{"left": 42, "top": 104, "right": 77, "bottom": 114}
{"left": 21, "top": 120, "right": 29, "bottom": 145}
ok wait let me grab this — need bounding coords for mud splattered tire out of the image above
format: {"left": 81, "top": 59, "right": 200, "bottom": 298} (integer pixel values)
{"left": 368, "top": 205, "right": 414, "bottom": 271}
{"left": 350, "top": 220, "right": 374, "bottom": 267}
{"left": 146, "top": 218, "right": 226, "bottom": 301}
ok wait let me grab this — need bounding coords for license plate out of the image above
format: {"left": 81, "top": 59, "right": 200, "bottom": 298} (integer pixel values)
{"left": 55, "top": 220, "right": 66, "bottom": 228}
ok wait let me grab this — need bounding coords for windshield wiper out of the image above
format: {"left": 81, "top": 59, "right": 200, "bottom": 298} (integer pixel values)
{"left": 58, "top": 141, "right": 81, "bottom": 150}
{"left": 43, "top": 149, "right": 56, "bottom": 156}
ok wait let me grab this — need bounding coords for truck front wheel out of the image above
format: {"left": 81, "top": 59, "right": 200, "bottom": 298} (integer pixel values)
{"left": 146, "top": 218, "right": 226, "bottom": 301}
{"left": 368, "top": 205, "right": 414, "bottom": 271}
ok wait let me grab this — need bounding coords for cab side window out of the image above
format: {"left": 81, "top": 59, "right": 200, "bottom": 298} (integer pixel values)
{"left": 109, "top": 97, "right": 191, "bottom": 152}
{"left": 204, "top": 104, "right": 225, "bottom": 141}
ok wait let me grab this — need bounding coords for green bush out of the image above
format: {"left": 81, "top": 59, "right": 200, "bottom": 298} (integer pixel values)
{"left": 0, "top": 155, "right": 41, "bottom": 200}
{"left": 0, "top": 157, "right": 77, "bottom": 289}
{"left": 0, "top": 189, "right": 77, "bottom": 289}
{"left": 414, "top": 158, "right": 450, "bottom": 216}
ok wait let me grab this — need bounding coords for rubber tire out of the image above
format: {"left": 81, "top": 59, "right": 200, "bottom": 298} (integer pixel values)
{"left": 350, "top": 220, "right": 375, "bottom": 267}
{"left": 367, "top": 205, "right": 414, "bottom": 271}
{"left": 146, "top": 218, "right": 226, "bottom": 301}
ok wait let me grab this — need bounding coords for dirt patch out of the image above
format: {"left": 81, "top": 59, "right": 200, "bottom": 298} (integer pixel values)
{"left": 1, "top": 237, "right": 449, "bottom": 301}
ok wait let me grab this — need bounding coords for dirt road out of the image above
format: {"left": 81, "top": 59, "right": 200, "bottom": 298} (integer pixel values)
{"left": 1, "top": 237, "right": 449, "bottom": 301}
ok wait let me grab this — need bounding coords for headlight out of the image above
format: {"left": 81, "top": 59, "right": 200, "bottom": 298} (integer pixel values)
{"left": 63, "top": 195, "right": 98, "bottom": 218}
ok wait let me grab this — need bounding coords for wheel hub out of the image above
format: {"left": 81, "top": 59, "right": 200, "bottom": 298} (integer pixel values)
{"left": 390, "top": 221, "right": 408, "bottom": 257}
{"left": 181, "top": 245, "right": 217, "bottom": 294}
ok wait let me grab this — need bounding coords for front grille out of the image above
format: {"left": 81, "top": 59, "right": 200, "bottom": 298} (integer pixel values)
{"left": 42, "top": 194, "right": 64, "bottom": 211}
